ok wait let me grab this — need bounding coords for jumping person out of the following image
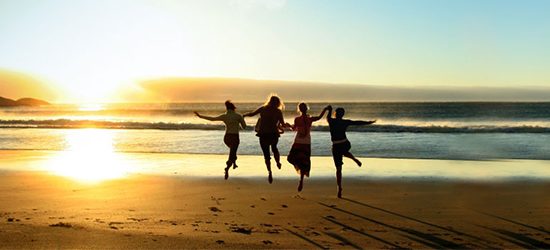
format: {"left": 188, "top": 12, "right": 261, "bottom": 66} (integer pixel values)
{"left": 287, "top": 103, "right": 329, "bottom": 192}
{"left": 326, "top": 105, "right": 376, "bottom": 198}
{"left": 194, "top": 100, "right": 246, "bottom": 180}
{"left": 243, "top": 95, "right": 289, "bottom": 184}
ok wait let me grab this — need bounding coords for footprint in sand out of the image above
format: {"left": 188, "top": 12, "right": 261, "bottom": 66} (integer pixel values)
{"left": 262, "top": 240, "right": 273, "bottom": 245}
{"left": 216, "top": 240, "right": 225, "bottom": 244}
{"left": 281, "top": 204, "right": 288, "bottom": 208}
{"left": 209, "top": 207, "right": 222, "bottom": 212}
{"left": 230, "top": 226, "right": 252, "bottom": 235}
{"left": 267, "top": 212, "right": 275, "bottom": 215}
{"left": 49, "top": 222, "right": 72, "bottom": 228}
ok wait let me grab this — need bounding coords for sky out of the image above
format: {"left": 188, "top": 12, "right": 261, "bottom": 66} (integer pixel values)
{"left": 1, "top": 0, "right": 549, "bottom": 102}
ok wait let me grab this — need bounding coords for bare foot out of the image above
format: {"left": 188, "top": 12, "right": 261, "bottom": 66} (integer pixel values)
{"left": 233, "top": 162, "right": 238, "bottom": 169}
{"left": 337, "top": 188, "right": 342, "bottom": 198}
{"left": 354, "top": 159, "right": 362, "bottom": 167}
{"left": 276, "top": 162, "right": 282, "bottom": 169}
{"left": 297, "top": 182, "right": 303, "bottom": 192}
{"left": 268, "top": 172, "right": 273, "bottom": 184}
{"left": 224, "top": 168, "right": 229, "bottom": 180}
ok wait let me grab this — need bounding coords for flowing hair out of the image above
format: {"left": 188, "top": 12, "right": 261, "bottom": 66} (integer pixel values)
{"left": 263, "top": 93, "right": 284, "bottom": 110}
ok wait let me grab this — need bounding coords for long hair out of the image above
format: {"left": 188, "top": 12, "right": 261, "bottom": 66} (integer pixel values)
{"left": 263, "top": 94, "right": 284, "bottom": 110}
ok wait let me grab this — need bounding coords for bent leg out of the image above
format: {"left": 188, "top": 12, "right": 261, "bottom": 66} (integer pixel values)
{"left": 343, "top": 151, "right": 362, "bottom": 167}
{"left": 271, "top": 142, "right": 281, "bottom": 169}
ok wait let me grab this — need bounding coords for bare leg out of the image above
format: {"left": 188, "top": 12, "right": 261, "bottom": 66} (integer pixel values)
{"left": 224, "top": 161, "right": 231, "bottom": 180}
{"left": 343, "top": 152, "right": 362, "bottom": 167}
{"left": 336, "top": 166, "right": 343, "bottom": 198}
{"left": 260, "top": 137, "right": 273, "bottom": 183}
{"left": 272, "top": 144, "right": 282, "bottom": 169}
{"left": 298, "top": 173, "right": 304, "bottom": 192}
{"left": 265, "top": 160, "right": 273, "bottom": 184}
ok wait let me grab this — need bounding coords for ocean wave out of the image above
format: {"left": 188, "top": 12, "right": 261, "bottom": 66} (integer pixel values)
{"left": 2, "top": 119, "right": 550, "bottom": 133}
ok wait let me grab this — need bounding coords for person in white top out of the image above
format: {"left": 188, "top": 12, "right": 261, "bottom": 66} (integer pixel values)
{"left": 194, "top": 100, "right": 247, "bottom": 180}
{"left": 287, "top": 103, "right": 329, "bottom": 192}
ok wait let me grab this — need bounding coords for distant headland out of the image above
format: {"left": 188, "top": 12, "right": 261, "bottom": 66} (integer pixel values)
{"left": 0, "top": 96, "right": 50, "bottom": 107}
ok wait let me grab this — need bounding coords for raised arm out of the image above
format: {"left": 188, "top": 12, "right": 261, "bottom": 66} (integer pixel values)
{"left": 326, "top": 105, "right": 333, "bottom": 122}
{"left": 243, "top": 107, "right": 262, "bottom": 117}
{"left": 194, "top": 111, "right": 223, "bottom": 121}
{"left": 311, "top": 106, "right": 329, "bottom": 122}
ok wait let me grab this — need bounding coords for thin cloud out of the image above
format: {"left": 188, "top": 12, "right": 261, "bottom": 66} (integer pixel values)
{"left": 229, "top": 0, "right": 287, "bottom": 10}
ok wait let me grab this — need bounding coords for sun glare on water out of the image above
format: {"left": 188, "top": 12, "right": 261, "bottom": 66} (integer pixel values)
{"left": 45, "top": 129, "right": 129, "bottom": 182}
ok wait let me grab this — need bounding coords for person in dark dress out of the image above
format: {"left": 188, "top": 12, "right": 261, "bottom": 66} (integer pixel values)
{"left": 195, "top": 100, "right": 246, "bottom": 179}
{"left": 243, "top": 95, "right": 289, "bottom": 184}
{"left": 327, "top": 105, "right": 376, "bottom": 198}
{"left": 287, "top": 103, "right": 329, "bottom": 192}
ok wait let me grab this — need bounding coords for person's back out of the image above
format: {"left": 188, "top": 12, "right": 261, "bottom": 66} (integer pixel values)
{"left": 328, "top": 118, "right": 351, "bottom": 143}
{"left": 258, "top": 106, "right": 283, "bottom": 135}
{"left": 293, "top": 115, "right": 313, "bottom": 144}
{"left": 220, "top": 110, "right": 246, "bottom": 134}
{"left": 326, "top": 106, "right": 376, "bottom": 198}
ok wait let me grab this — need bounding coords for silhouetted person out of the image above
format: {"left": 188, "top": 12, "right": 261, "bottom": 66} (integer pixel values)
{"left": 327, "top": 106, "right": 376, "bottom": 198}
{"left": 288, "top": 103, "right": 329, "bottom": 192}
{"left": 243, "top": 95, "right": 289, "bottom": 184}
{"left": 195, "top": 100, "right": 246, "bottom": 180}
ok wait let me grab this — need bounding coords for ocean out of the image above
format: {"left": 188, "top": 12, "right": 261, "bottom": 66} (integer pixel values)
{"left": 1, "top": 102, "right": 550, "bottom": 160}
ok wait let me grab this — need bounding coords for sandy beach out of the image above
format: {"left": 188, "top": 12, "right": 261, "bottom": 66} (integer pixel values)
{"left": 1, "top": 151, "right": 549, "bottom": 249}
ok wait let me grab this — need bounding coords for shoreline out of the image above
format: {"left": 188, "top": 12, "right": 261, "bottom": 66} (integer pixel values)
{"left": 1, "top": 150, "right": 549, "bottom": 182}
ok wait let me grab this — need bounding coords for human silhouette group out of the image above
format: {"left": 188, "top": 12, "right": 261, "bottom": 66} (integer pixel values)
{"left": 195, "top": 94, "right": 376, "bottom": 198}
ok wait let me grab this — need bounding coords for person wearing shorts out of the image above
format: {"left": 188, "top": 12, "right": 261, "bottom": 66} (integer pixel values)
{"left": 327, "top": 106, "right": 376, "bottom": 198}
{"left": 195, "top": 100, "right": 246, "bottom": 180}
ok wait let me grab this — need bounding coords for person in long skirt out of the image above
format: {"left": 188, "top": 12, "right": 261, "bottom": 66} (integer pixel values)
{"left": 195, "top": 100, "right": 246, "bottom": 179}
{"left": 287, "top": 103, "right": 329, "bottom": 191}
{"left": 243, "top": 94, "right": 289, "bottom": 184}
{"left": 326, "top": 105, "right": 376, "bottom": 198}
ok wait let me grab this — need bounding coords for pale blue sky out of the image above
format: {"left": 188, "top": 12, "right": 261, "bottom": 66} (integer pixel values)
{"left": 0, "top": 0, "right": 549, "bottom": 101}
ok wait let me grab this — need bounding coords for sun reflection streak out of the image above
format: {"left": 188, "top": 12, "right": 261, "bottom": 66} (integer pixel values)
{"left": 45, "top": 129, "right": 129, "bottom": 182}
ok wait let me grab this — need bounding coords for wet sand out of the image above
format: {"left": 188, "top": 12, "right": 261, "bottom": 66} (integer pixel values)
{"left": 0, "top": 151, "right": 549, "bottom": 249}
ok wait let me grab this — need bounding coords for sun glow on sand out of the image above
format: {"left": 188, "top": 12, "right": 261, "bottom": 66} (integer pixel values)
{"left": 46, "top": 129, "right": 129, "bottom": 182}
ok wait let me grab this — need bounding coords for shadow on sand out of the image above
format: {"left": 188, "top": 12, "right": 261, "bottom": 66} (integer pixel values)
{"left": 283, "top": 228, "right": 328, "bottom": 249}
{"left": 341, "top": 198, "right": 498, "bottom": 248}
{"left": 476, "top": 211, "right": 550, "bottom": 234}
{"left": 478, "top": 225, "right": 550, "bottom": 249}
{"left": 319, "top": 202, "right": 470, "bottom": 249}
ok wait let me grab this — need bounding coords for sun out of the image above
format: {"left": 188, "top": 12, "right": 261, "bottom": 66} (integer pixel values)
{"left": 44, "top": 129, "right": 129, "bottom": 183}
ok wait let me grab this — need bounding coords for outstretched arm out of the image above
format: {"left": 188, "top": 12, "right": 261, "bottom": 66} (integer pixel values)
{"left": 194, "top": 112, "right": 223, "bottom": 121}
{"left": 349, "top": 119, "right": 377, "bottom": 126}
{"left": 311, "top": 106, "right": 329, "bottom": 122}
{"left": 243, "top": 107, "right": 262, "bottom": 117}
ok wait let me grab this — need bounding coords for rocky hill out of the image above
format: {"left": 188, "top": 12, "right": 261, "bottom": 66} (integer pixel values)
{"left": 0, "top": 96, "right": 50, "bottom": 107}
